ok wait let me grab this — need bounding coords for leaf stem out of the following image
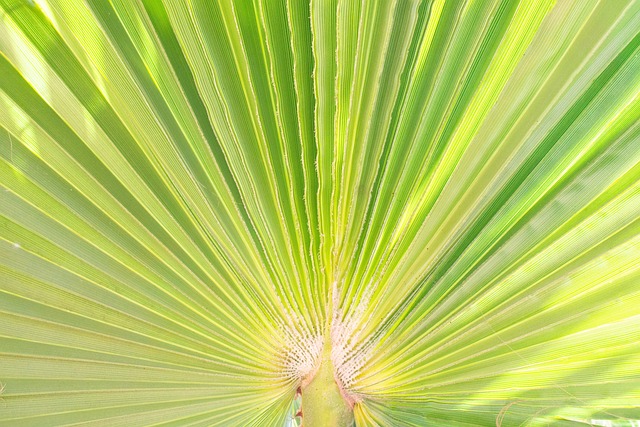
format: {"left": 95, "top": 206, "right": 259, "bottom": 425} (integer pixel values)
{"left": 301, "top": 335, "right": 354, "bottom": 427}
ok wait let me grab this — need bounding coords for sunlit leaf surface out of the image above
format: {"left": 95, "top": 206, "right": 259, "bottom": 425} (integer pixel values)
{"left": 1, "top": 0, "right": 639, "bottom": 425}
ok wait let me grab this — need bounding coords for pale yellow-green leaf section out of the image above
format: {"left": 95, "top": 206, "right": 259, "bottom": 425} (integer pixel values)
{"left": 1, "top": 0, "right": 639, "bottom": 426}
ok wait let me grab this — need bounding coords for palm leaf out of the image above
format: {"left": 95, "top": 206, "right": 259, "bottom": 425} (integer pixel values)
{"left": 1, "top": 0, "right": 639, "bottom": 425}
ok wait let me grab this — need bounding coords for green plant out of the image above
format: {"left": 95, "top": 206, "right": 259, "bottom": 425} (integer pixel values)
{"left": 1, "top": 0, "right": 639, "bottom": 425}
